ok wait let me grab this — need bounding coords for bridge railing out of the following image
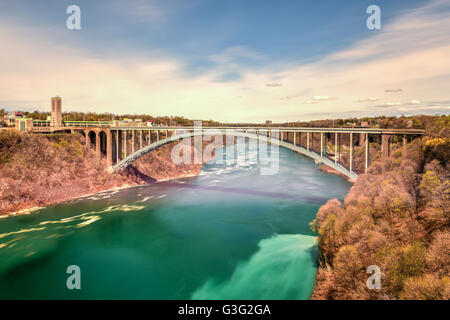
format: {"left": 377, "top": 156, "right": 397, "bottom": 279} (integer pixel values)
{"left": 63, "top": 121, "right": 112, "bottom": 127}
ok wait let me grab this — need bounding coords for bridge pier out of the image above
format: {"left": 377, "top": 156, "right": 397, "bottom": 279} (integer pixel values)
{"left": 381, "top": 134, "right": 393, "bottom": 159}
{"left": 360, "top": 133, "right": 366, "bottom": 146}
{"left": 116, "top": 130, "right": 120, "bottom": 164}
{"left": 349, "top": 133, "right": 353, "bottom": 172}
{"left": 402, "top": 135, "right": 408, "bottom": 157}
{"left": 132, "top": 130, "right": 135, "bottom": 153}
{"left": 307, "top": 132, "right": 310, "bottom": 151}
{"left": 320, "top": 132, "right": 324, "bottom": 157}
{"left": 337, "top": 134, "right": 341, "bottom": 162}
{"left": 124, "top": 130, "right": 127, "bottom": 158}
{"left": 365, "top": 133, "right": 370, "bottom": 173}
{"left": 96, "top": 132, "right": 101, "bottom": 159}
{"left": 334, "top": 133, "right": 338, "bottom": 163}
{"left": 85, "top": 131, "right": 90, "bottom": 149}
{"left": 106, "top": 131, "right": 113, "bottom": 167}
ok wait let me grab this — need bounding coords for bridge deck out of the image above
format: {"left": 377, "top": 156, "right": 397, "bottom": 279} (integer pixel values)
{"left": 30, "top": 124, "right": 425, "bottom": 136}
{"left": 109, "top": 126, "right": 425, "bottom": 135}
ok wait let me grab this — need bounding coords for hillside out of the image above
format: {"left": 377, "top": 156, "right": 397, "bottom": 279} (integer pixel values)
{"left": 0, "top": 131, "right": 210, "bottom": 216}
{"left": 311, "top": 117, "right": 449, "bottom": 299}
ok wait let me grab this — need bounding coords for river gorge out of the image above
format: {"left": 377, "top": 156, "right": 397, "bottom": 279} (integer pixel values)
{"left": 0, "top": 144, "right": 351, "bottom": 299}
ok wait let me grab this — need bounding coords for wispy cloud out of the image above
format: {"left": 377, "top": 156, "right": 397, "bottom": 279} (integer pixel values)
{"left": 209, "top": 46, "right": 264, "bottom": 65}
{"left": 312, "top": 96, "right": 336, "bottom": 101}
{"left": 266, "top": 83, "right": 282, "bottom": 87}
{"left": 374, "top": 100, "right": 421, "bottom": 108}
{"left": 356, "top": 97, "right": 379, "bottom": 102}
{"left": 385, "top": 88, "right": 403, "bottom": 93}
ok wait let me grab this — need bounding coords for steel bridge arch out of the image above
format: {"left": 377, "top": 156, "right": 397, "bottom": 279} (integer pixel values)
{"left": 110, "top": 130, "right": 358, "bottom": 180}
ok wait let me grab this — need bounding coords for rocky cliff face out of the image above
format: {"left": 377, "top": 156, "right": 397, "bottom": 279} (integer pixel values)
{"left": 0, "top": 131, "right": 219, "bottom": 216}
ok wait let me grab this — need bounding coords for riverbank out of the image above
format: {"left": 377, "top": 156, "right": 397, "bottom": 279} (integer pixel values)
{"left": 0, "top": 131, "right": 214, "bottom": 217}
{"left": 0, "top": 141, "right": 345, "bottom": 299}
{"left": 317, "top": 165, "right": 355, "bottom": 183}
{"left": 310, "top": 136, "right": 449, "bottom": 300}
{"left": 0, "top": 131, "right": 355, "bottom": 218}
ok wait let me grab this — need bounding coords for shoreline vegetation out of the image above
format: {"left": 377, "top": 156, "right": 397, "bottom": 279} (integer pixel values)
{"left": 311, "top": 116, "right": 449, "bottom": 300}
{"left": 2, "top": 174, "right": 205, "bottom": 218}
{"left": 0, "top": 131, "right": 216, "bottom": 217}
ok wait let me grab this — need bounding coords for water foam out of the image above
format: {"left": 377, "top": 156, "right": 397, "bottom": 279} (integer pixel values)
{"left": 191, "top": 234, "right": 317, "bottom": 300}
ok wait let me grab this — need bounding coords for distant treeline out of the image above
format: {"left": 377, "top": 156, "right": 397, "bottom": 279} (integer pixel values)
{"left": 1, "top": 108, "right": 448, "bottom": 133}
{"left": 0, "top": 109, "right": 220, "bottom": 126}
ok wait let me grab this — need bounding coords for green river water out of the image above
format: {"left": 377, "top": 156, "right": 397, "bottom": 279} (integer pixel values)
{"left": 0, "top": 144, "right": 351, "bottom": 299}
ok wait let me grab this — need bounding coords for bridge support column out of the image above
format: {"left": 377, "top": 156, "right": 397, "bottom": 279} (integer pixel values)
{"left": 307, "top": 132, "right": 310, "bottom": 151}
{"left": 85, "top": 131, "right": 90, "bottom": 149}
{"left": 140, "top": 130, "right": 143, "bottom": 150}
{"left": 349, "top": 133, "right": 353, "bottom": 172}
{"left": 116, "top": 130, "right": 120, "bottom": 164}
{"left": 334, "top": 132, "right": 338, "bottom": 163}
{"left": 338, "top": 134, "right": 341, "bottom": 162}
{"left": 320, "top": 132, "right": 324, "bottom": 157}
{"left": 360, "top": 133, "right": 366, "bottom": 146}
{"left": 106, "top": 131, "right": 113, "bottom": 167}
{"left": 132, "top": 130, "right": 135, "bottom": 153}
{"left": 148, "top": 130, "right": 151, "bottom": 145}
{"left": 124, "top": 130, "right": 127, "bottom": 158}
{"left": 157, "top": 130, "right": 159, "bottom": 141}
{"left": 365, "top": 133, "right": 369, "bottom": 173}
{"left": 381, "top": 134, "right": 392, "bottom": 159}
{"left": 293, "top": 132, "right": 296, "bottom": 146}
{"left": 402, "top": 135, "right": 408, "bottom": 157}
{"left": 311, "top": 133, "right": 314, "bottom": 152}
{"left": 95, "top": 132, "right": 101, "bottom": 159}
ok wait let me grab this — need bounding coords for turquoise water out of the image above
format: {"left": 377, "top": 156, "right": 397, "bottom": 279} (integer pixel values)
{"left": 0, "top": 145, "right": 351, "bottom": 299}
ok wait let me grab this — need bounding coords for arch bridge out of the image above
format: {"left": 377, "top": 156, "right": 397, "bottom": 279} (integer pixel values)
{"left": 69, "top": 126, "right": 425, "bottom": 180}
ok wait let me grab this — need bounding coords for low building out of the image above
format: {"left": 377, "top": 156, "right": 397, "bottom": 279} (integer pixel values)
{"left": 113, "top": 118, "right": 146, "bottom": 127}
{"left": 4, "top": 111, "right": 24, "bottom": 126}
{"left": 15, "top": 118, "right": 34, "bottom": 132}
{"left": 265, "top": 120, "right": 273, "bottom": 126}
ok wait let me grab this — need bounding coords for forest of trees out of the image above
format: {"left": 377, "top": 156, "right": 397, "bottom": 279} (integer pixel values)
{"left": 0, "top": 109, "right": 220, "bottom": 127}
{"left": 311, "top": 115, "right": 449, "bottom": 299}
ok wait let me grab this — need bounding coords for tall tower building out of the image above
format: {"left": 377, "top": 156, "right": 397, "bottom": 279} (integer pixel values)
{"left": 51, "top": 96, "right": 62, "bottom": 127}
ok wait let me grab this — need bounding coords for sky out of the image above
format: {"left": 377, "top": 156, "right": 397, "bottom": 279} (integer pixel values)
{"left": 0, "top": 0, "right": 449, "bottom": 122}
